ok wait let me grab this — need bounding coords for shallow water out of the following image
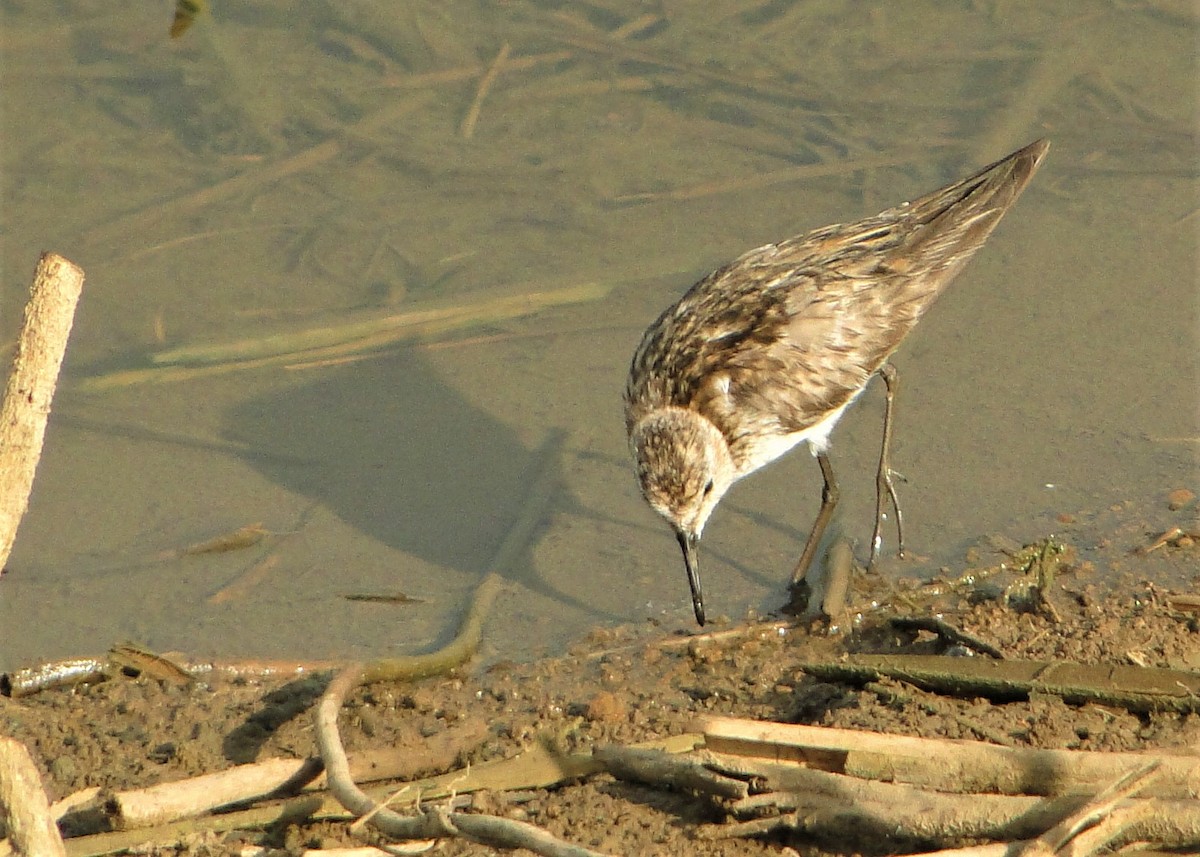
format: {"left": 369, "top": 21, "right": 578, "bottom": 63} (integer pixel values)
{"left": 1, "top": 1, "right": 1196, "bottom": 670}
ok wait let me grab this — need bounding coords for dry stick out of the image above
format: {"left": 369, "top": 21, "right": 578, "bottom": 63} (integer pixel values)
{"left": 1018, "top": 762, "right": 1160, "bottom": 857}
{"left": 0, "top": 738, "right": 67, "bottom": 857}
{"left": 0, "top": 253, "right": 85, "bottom": 574}
{"left": 696, "top": 759, "right": 1198, "bottom": 848}
{"left": 592, "top": 744, "right": 746, "bottom": 800}
{"left": 915, "top": 765, "right": 1164, "bottom": 857}
{"left": 58, "top": 795, "right": 328, "bottom": 857}
{"left": 96, "top": 720, "right": 623, "bottom": 853}
{"left": 150, "top": 283, "right": 608, "bottom": 367}
{"left": 378, "top": 49, "right": 573, "bottom": 90}
{"left": 799, "top": 653, "right": 1200, "bottom": 715}
{"left": 699, "top": 717, "right": 1200, "bottom": 800}
{"left": 459, "top": 42, "right": 511, "bottom": 139}
{"left": 76, "top": 282, "right": 611, "bottom": 392}
{"left": 316, "top": 431, "right": 611, "bottom": 856}
{"left": 818, "top": 537, "right": 853, "bottom": 618}
{"left": 205, "top": 553, "right": 281, "bottom": 605}
{"left": 102, "top": 719, "right": 488, "bottom": 831}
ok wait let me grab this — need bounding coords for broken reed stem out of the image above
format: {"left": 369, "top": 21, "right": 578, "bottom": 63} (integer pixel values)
{"left": 75, "top": 282, "right": 611, "bottom": 392}
{"left": 699, "top": 717, "right": 1200, "bottom": 800}
{"left": 0, "top": 737, "right": 67, "bottom": 857}
{"left": 1020, "top": 762, "right": 1160, "bottom": 856}
{"left": 0, "top": 253, "right": 85, "bottom": 574}
{"left": 460, "top": 42, "right": 511, "bottom": 139}
{"left": 102, "top": 719, "right": 488, "bottom": 830}
{"left": 152, "top": 284, "right": 608, "bottom": 367}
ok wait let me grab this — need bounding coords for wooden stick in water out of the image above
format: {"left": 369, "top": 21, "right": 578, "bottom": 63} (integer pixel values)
{"left": 0, "top": 253, "right": 85, "bottom": 574}
{"left": 460, "top": 42, "right": 511, "bottom": 139}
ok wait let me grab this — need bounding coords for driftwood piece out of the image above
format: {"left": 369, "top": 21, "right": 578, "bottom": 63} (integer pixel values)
{"left": 583, "top": 740, "right": 1197, "bottom": 849}
{"left": 798, "top": 653, "right": 1200, "bottom": 713}
{"left": 699, "top": 716, "right": 1200, "bottom": 799}
{"left": 0, "top": 737, "right": 66, "bottom": 857}
{"left": 1014, "top": 762, "right": 1159, "bottom": 857}
{"left": 697, "top": 755, "right": 1198, "bottom": 848}
{"left": 102, "top": 717, "right": 487, "bottom": 829}
{"left": 593, "top": 743, "right": 743, "bottom": 800}
{"left": 0, "top": 253, "right": 85, "bottom": 573}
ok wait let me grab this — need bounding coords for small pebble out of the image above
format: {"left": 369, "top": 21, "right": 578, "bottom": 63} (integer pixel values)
{"left": 584, "top": 691, "right": 627, "bottom": 723}
{"left": 1167, "top": 487, "right": 1195, "bottom": 511}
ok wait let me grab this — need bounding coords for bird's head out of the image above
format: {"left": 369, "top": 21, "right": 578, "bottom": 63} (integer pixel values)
{"left": 629, "top": 408, "right": 735, "bottom": 625}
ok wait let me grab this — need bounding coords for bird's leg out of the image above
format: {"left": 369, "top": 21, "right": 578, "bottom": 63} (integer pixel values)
{"left": 870, "top": 363, "right": 906, "bottom": 568}
{"left": 790, "top": 451, "right": 839, "bottom": 587}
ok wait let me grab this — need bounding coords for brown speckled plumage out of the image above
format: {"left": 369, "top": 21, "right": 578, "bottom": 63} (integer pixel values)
{"left": 625, "top": 140, "right": 1049, "bottom": 626}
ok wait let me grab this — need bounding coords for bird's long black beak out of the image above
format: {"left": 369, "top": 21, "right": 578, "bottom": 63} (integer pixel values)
{"left": 676, "top": 529, "right": 705, "bottom": 626}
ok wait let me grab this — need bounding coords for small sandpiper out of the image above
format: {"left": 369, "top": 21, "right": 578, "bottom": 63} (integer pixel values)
{"left": 625, "top": 139, "right": 1049, "bottom": 625}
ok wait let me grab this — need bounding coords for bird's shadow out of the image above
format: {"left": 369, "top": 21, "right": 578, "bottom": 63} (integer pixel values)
{"left": 222, "top": 350, "right": 613, "bottom": 620}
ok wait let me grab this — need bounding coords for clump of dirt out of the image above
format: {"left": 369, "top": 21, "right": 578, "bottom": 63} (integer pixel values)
{"left": 2, "top": 514, "right": 1197, "bottom": 856}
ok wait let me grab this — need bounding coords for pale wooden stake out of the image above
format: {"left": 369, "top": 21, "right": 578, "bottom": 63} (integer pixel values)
{"left": 0, "top": 737, "right": 67, "bottom": 857}
{"left": 0, "top": 253, "right": 85, "bottom": 574}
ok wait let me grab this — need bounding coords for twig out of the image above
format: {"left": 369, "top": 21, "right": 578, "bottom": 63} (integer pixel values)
{"left": 379, "top": 49, "right": 573, "bottom": 90}
{"left": 797, "top": 653, "right": 1200, "bottom": 713}
{"left": 593, "top": 744, "right": 742, "bottom": 800}
{"left": 819, "top": 537, "right": 854, "bottom": 618}
{"left": 1, "top": 653, "right": 350, "bottom": 699}
{"left": 0, "top": 253, "right": 85, "bottom": 574}
{"left": 459, "top": 43, "right": 511, "bottom": 139}
{"left": 552, "top": 28, "right": 829, "bottom": 106}
{"left": 100, "top": 719, "right": 487, "bottom": 830}
{"left": 889, "top": 615, "right": 1004, "bottom": 658}
{"left": 205, "top": 554, "right": 281, "bottom": 605}
{"left": 696, "top": 759, "right": 1197, "bottom": 848}
{"left": 698, "top": 716, "right": 1200, "bottom": 799}
{"left": 1017, "top": 762, "right": 1160, "bottom": 856}
{"left": 76, "top": 283, "right": 611, "bottom": 392}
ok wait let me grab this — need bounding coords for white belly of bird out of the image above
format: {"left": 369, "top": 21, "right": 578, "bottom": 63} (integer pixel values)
{"left": 736, "top": 397, "right": 854, "bottom": 481}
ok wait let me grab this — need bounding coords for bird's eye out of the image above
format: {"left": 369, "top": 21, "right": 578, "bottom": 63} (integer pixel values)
{"left": 702, "top": 479, "right": 714, "bottom": 496}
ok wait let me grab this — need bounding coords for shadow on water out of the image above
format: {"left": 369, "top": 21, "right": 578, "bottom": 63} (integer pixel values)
{"left": 222, "top": 350, "right": 615, "bottom": 621}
